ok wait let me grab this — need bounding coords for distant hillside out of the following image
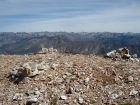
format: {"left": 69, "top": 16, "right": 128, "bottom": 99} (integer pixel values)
{"left": 0, "top": 32, "right": 140, "bottom": 57}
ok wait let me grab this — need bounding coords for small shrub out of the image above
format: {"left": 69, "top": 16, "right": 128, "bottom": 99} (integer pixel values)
{"left": 114, "top": 63, "right": 126, "bottom": 69}
{"left": 70, "top": 77, "right": 78, "bottom": 81}
{"left": 89, "top": 99, "right": 96, "bottom": 104}
{"left": 50, "top": 97, "right": 58, "bottom": 105}
{"left": 122, "top": 102, "right": 133, "bottom": 105}
{"left": 47, "top": 77, "right": 52, "bottom": 82}
{"left": 67, "top": 69, "right": 75, "bottom": 75}
{"left": 101, "top": 75, "right": 115, "bottom": 86}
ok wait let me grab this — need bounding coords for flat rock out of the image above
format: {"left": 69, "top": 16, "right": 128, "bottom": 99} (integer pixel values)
{"left": 78, "top": 97, "right": 83, "bottom": 104}
{"left": 128, "top": 76, "right": 133, "bottom": 82}
{"left": 27, "top": 97, "right": 38, "bottom": 103}
{"left": 129, "top": 89, "right": 138, "bottom": 96}
{"left": 60, "top": 95, "right": 67, "bottom": 100}
{"left": 109, "top": 94, "right": 119, "bottom": 99}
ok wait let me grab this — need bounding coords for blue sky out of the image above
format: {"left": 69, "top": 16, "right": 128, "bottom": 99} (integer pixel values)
{"left": 0, "top": 0, "right": 140, "bottom": 32}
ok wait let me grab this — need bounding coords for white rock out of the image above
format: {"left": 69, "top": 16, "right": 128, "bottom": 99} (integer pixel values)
{"left": 34, "top": 91, "right": 41, "bottom": 95}
{"left": 129, "top": 58, "right": 134, "bottom": 62}
{"left": 18, "top": 97, "right": 23, "bottom": 101}
{"left": 134, "top": 58, "right": 139, "bottom": 62}
{"left": 48, "top": 47, "right": 54, "bottom": 52}
{"left": 65, "top": 72, "right": 72, "bottom": 76}
{"left": 129, "top": 89, "right": 138, "bottom": 96}
{"left": 109, "top": 94, "right": 119, "bottom": 99}
{"left": 84, "top": 77, "right": 90, "bottom": 82}
{"left": 27, "top": 97, "right": 38, "bottom": 103}
{"left": 128, "top": 76, "right": 133, "bottom": 82}
{"left": 37, "top": 64, "right": 46, "bottom": 70}
{"left": 60, "top": 95, "right": 67, "bottom": 100}
{"left": 78, "top": 97, "right": 83, "bottom": 104}
{"left": 118, "top": 91, "right": 123, "bottom": 96}
{"left": 34, "top": 87, "right": 39, "bottom": 91}
{"left": 13, "top": 93, "right": 20, "bottom": 100}
{"left": 106, "top": 50, "right": 116, "bottom": 58}
{"left": 132, "top": 54, "right": 137, "bottom": 58}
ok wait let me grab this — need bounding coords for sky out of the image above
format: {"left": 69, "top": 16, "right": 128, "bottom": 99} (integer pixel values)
{"left": 0, "top": 0, "right": 140, "bottom": 32}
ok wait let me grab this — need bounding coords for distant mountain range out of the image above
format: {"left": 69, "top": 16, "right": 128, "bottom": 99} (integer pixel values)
{"left": 0, "top": 32, "right": 140, "bottom": 57}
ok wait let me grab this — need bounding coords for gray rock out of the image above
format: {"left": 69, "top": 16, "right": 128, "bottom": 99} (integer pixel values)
{"left": 13, "top": 93, "right": 23, "bottom": 101}
{"left": 106, "top": 50, "right": 116, "bottom": 58}
{"left": 134, "top": 58, "right": 139, "bottom": 62}
{"left": 27, "top": 97, "right": 38, "bottom": 103}
{"left": 48, "top": 47, "right": 54, "bottom": 52}
{"left": 129, "top": 89, "right": 138, "bottom": 96}
{"left": 109, "top": 94, "right": 119, "bottom": 99}
{"left": 34, "top": 91, "right": 41, "bottom": 95}
{"left": 0, "top": 93, "right": 5, "bottom": 97}
{"left": 132, "top": 54, "right": 137, "bottom": 58}
{"left": 37, "top": 64, "right": 46, "bottom": 70}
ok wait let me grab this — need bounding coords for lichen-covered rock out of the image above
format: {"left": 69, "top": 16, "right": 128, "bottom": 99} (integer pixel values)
{"left": 23, "top": 62, "right": 38, "bottom": 76}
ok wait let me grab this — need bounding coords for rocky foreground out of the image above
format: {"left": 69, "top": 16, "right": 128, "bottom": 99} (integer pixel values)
{"left": 0, "top": 50, "right": 140, "bottom": 105}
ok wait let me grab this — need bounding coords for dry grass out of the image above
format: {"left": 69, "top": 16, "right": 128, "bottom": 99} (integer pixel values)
{"left": 100, "top": 74, "right": 115, "bottom": 86}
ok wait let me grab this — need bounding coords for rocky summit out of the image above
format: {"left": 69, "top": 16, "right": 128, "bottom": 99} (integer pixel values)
{"left": 0, "top": 48, "right": 140, "bottom": 105}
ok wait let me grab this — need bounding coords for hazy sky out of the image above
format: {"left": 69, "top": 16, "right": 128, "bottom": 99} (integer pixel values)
{"left": 0, "top": 0, "right": 140, "bottom": 32}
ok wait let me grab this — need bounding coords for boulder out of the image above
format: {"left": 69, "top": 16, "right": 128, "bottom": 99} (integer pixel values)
{"left": 117, "top": 47, "right": 129, "bottom": 58}
{"left": 131, "top": 54, "right": 137, "bottom": 58}
{"left": 129, "top": 89, "right": 138, "bottom": 96}
{"left": 42, "top": 48, "right": 48, "bottom": 53}
{"left": 129, "top": 58, "right": 134, "bottom": 62}
{"left": 8, "top": 62, "right": 39, "bottom": 81}
{"left": 37, "top": 64, "right": 46, "bottom": 70}
{"left": 22, "top": 62, "right": 39, "bottom": 77}
{"left": 134, "top": 58, "right": 139, "bottom": 62}
{"left": 106, "top": 50, "right": 116, "bottom": 58}
{"left": 48, "top": 47, "right": 54, "bottom": 52}
{"left": 122, "top": 54, "right": 131, "bottom": 59}
{"left": 105, "top": 47, "right": 139, "bottom": 61}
